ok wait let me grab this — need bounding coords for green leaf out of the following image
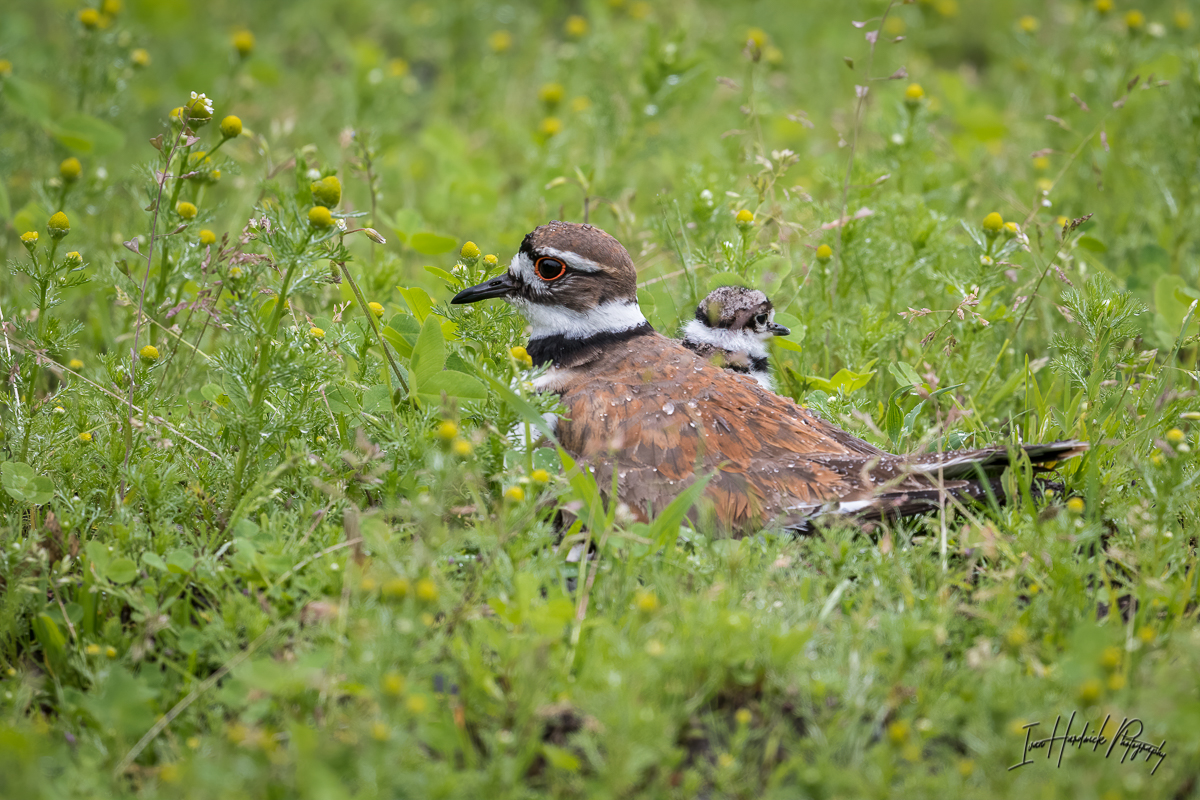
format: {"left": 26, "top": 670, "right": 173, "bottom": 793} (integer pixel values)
{"left": 410, "top": 315, "right": 446, "bottom": 391}
{"left": 106, "top": 557, "right": 139, "bottom": 585}
{"left": 200, "top": 383, "right": 230, "bottom": 407}
{"left": 362, "top": 384, "right": 392, "bottom": 414}
{"left": 32, "top": 614, "right": 66, "bottom": 672}
{"left": 417, "top": 370, "right": 488, "bottom": 402}
{"left": 647, "top": 472, "right": 713, "bottom": 552}
{"left": 1076, "top": 235, "right": 1107, "bottom": 253}
{"left": 423, "top": 265, "right": 457, "bottom": 284}
{"left": 396, "top": 286, "right": 433, "bottom": 322}
{"left": 51, "top": 113, "right": 127, "bottom": 155}
{"left": 325, "top": 386, "right": 359, "bottom": 415}
{"left": 166, "top": 549, "right": 196, "bottom": 574}
{"left": 888, "top": 361, "right": 923, "bottom": 388}
{"left": 704, "top": 271, "right": 750, "bottom": 292}
{"left": 0, "top": 178, "right": 11, "bottom": 222}
{"left": 409, "top": 232, "right": 457, "bottom": 256}
{"left": 805, "top": 368, "right": 875, "bottom": 393}
{"left": 142, "top": 552, "right": 168, "bottom": 572}
{"left": 541, "top": 744, "right": 581, "bottom": 772}
{"left": 1, "top": 461, "right": 55, "bottom": 505}
{"left": 2, "top": 77, "right": 52, "bottom": 126}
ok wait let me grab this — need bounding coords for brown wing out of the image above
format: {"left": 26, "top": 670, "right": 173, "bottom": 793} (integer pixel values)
{"left": 555, "top": 332, "right": 890, "bottom": 530}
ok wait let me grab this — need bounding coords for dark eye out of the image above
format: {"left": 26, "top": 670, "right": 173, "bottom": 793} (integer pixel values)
{"left": 534, "top": 257, "right": 567, "bottom": 281}
{"left": 754, "top": 313, "right": 769, "bottom": 326}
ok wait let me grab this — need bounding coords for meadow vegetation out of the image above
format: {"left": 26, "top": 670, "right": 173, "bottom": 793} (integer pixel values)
{"left": 1, "top": 0, "right": 1199, "bottom": 796}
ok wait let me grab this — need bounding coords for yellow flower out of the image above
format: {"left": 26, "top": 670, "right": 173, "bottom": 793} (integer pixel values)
{"left": 1078, "top": 677, "right": 1103, "bottom": 705}
{"left": 530, "top": 469, "right": 550, "bottom": 483}
{"left": 176, "top": 201, "right": 198, "bottom": 220}
{"left": 308, "top": 205, "right": 334, "bottom": 228}
{"left": 309, "top": 327, "right": 325, "bottom": 340}
{"left": 1018, "top": 15, "right": 1039, "bottom": 33}
{"left": 735, "top": 209, "right": 755, "bottom": 225}
{"left": 1094, "top": 0, "right": 1113, "bottom": 13}
{"left": 85, "top": 644, "right": 101, "bottom": 655}
{"left": 387, "top": 58, "right": 408, "bottom": 77}
{"left": 504, "top": 486, "right": 525, "bottom": 502}
{"left": 1056, "top": 215, "right": 1069, "bottom": 227}
{"left": 1165, "top": 428, "right": 1185, "bottom": 445}
{"left": 887, "top": 719, "right": 910, "bottom": 745}
{"left": 79, "top": 8, "right": 101, "bottom": 29}
{"left": 539, "top": 117, "right": 562, "bottom": 137}
{"left": 717, "top": 753, "right": 735, "bottom": 769}
{"left": 982, "top": 212, "right": 1004, "bottom": 236}
{"left": 20, "top": 230, "right": 39, "bottom": 250}
{"left": 564, "top": 15, "right": 589, "bottom": 38}
{"left": 904, "top": 83, "right": 925, "bottom": 105}
{"left": 460, "top": 241, "right": 481, "bottom": 260}
{"left": 1107, "top": 673, "right": 1125, "bottom": 691}
{"left": 47, "top": 212, "right": 70, "bottom": 239}
{"left": 131, "top": 48, "right": 150, "bottom": 68}
{"left": 630, "top": 2, "right": 650, "bottom": 20}
{"left": 1137, "top": 625, "right": 1156, "bottom": 644}
{"left": 1033, "top": 155, "right": 1050, "bottom": 171}
{"left": 382, "top": 672, "right": 406, "bottom": 696}
{"left": 406, "top": 695, "right": 428, "bottom": 715}
{"left": 1005, "top": 627, "right": 1028, "bottom": 648}
{"left": 79, "top": 431, "right": 93, "bottom": 443}
{"left": 489, "top": 30, "right": 513, "bottom": 53}
{"left": 311, "top": 176, "right": 342, "bottom": 207}
{"left": 1003, "top": 221, "right": 1020, "bottom": 236}
{"left": 184, "top": 93, "right": 213, "bottom": 122}
{"left": 510, "top": 346, "right": 532, "bottom": 367}
{"left": 884, "top": 17, "right": 906, "bottom": 36}
{"left": 102, "top": 0, "right": 121, "bottom": 14}
{"left": 60, "top": 157, "right": 82, "bottom": 182}
{"left": 1176, "top": 10, "right": 1194, "bottom": 29}
{"left": 220, "top": 115, "right": 242, "bottom": 138}
{"left": 415, "top": 578, "right": 438, "bottom": 602}
{"left": 452, "top": 438, "right": 473, "bottom": 456}
{"left": 538, "top": 82, "right": 565, "bottom": 107}
{"left": 1100, "top": 646, "right": 1122, "bottom": 670}
{"left": 69, "top": 359, "right": 84, "bottom": 370}
{"left": 816, "top": 244, "right": 833, "bottom": 262}
{"left": 1125, "top": 10, "right": 1145, "bottom": 31}
{"left": 370, "top": 722, "right": 390, "bottom": 741}
{"left": 382, "top": 577, "right": 410, "bottom": 599}
{"left": 1066, "top": 497, "right": 1084, "bottom": 514}
{"left": 635, "top": 589, "right": 659, "bottom": 612}
{"left": 105, "top": 646, "right": 117, "bottom": 658}
{"left": 571, "top": 96, "right": 592, "bottom": 113}
{"left": 437, "top": 420, "right": 458, "bottom": 440}
{"left": 229, "top": 266, "right": 243, "bottom": 279}
{"left": 745, "top": 27, "right": 768, "bottom": 48}
{"left": 199, "top": 229, "right": 217, "bottom": 245}
{"left": 0, "top": 60, "right": 12, "bottom": 78}
{"left": 232, "top": 30, "right": 255, "bottom": 57}
{"left": 735, "top": 708, "right": 752, "bottom": 726}
{"left": 483, "top": 254, "right": 498, "bottom": 266}
{"left": 368, "top": 301, "right": 385, "bottom": 318}
{"left": 140, "top": 345, "right": 160, "bottom": 361}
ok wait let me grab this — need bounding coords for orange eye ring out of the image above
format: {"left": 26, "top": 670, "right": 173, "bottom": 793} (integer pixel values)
{"left": 534, "top": 257, "right": 567, "bottom": 281}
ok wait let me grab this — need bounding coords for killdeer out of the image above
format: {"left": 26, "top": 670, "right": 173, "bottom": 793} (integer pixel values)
{"left": 680, "top": 286, "right": 789, "bottom": 390}
{"left": 452, "top": 221, "right": 1086, "bottom": 534}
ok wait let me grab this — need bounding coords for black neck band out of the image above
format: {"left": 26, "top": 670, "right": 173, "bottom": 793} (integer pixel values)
{"left": 527, "top": 322, "right": 655, "bottom": 368}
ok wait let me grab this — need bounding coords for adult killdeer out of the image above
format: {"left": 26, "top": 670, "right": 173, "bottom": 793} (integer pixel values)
{"left": 681, "top": 286, "right": 790, "bottom": 390}
{"left": 452, "top": 221, "right": 1086, "bottom": 534}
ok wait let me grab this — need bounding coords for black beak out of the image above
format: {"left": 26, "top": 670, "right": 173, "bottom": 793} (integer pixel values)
{"left": 451, "top": 273, "right": 517, "bottom": 304}
{"left": 768, "top": 321, "right": 791, "bottom": 336}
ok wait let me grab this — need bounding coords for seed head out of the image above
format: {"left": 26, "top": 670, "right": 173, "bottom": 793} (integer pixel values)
{"left": 735, "top": 209, "right": 755, "bottom": 225}
{"left": 79, "top": 8, "right": 101, "bottom": 29}
{"left": 60, "top": 157, "right": 82, "bottom": 182}
{"left": 489, "top": 30, "right": 513, "bottom": 53}
{"left": 308, "top": 205, "right": 334, "bottom": 228}
{"left": 199, "top": 229, "right": 217, "bottom": 245}
{"left": 982, "top": 211, "right": 1004, "bottom": 236}
{"left": 220, "top": 115, "right": 243, "bottom": 138}
{"left": 131, "top": 48, "right": 150, "bottom": 67}
{"left": 564, "top": 15, "right": 589, "bottom": 38}
{"left": 460, "top": 241, "right": 481, "bottom": 260}
{"left": 816, "top": 244, "right": 833, "bottom": 262}
{"left": 47, "top": 212, "right": 71, "bottom": 239}
{"left": 368, "top": 301, "right": 385, "bottom": 318}
{"left": 309, "top": 327, "right": 325, "bottom": 340}
{"left": 311, "top": 175, "right": 341, "bottom": 207}
{"left": 176, "top": 201, "right": 198, "bottom": 220}
{"left": 232, "top": 30, "right": 255, "bottom": 57}
{"left": 140, "top": 345, "right": 160, "bottom": 362}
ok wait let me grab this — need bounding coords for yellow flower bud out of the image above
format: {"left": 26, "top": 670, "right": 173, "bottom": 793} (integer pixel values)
{"left": 64, "top": 251, "right": 83, "bottom": 266}
{"left": 981, "top": 212, "right": 1003, "bottom": 237}
{"left": 489, "top": 30, "right": 513, "bottom": 53}
{"left": 309, "top": 327, "right": 325, "bottom": 340}
{"left": 530, "top": 469, "right": 550, "bottom": 483}
{"left": 140, "top": 345, "right": 160, "bottom": 361}
{"left": 1125, "top": 10, "right": 1145, "bottom": 32}
{"left": 887, "top": 719, "right": 910, "bottom": 745}
{"left": 564, "top": 15, "right": 589, "bottom": 38}
{"left": 232, "top": 30, "right": 255, "bottom": 57}
{"left": 452, "top": 438, "right": 473, "bottom": 456}
{"left": 745, "top": 27, "right": 768, "bottom": 48}
{"left": 635, "top": 589, "right": 659, "bottom": 612}
{"left": 60, "top": 157, "right": 82, "bottom": 182}
{"left": 131, "top": 48, "right": 150, "bottom": 68}
{"left": 102, "top": 0, "right": 121, "bottom": 15}
{"left": 483, "top": 254, "right": 498, "bottom": 266}
{"left": 176, "top": 201, "right": 198, "bottom": 220}
{"left": 79, "top": 431, "right": 93, "bottom": 443}
{"left": 504, "top": 486, "right": 525, "bottom": 502}
{"left": 47, "top": 212, "right": 70, "bottom": 239}
{"left": 387, "top": 58, "right": 408, "bottom": 77}
{"left": 0, "top": 60, "right": 12, "bottom": 78}
{"left": 184, "top": 94, "right": 212, "bottom": 122}
{"left": 904, "top": 83, "right": 925, "bottom": 105}
{"left": 382, "top": 578, "right": 410, "bottom": 599}
{"left": 1165, "top": 428, "right": 1185, "bottom": 445}
{"left": 1094, "top": 0, "right": 1112, "bottom": 13}
{"left": 437, "top": 420, "right": 458, "bottom": 440}
{"left": 735, "top": 209, "right": 755, "bottom": 225}
{"left": 460, "top": 241, "right": 481, "bottom": 260}
{"left": 1078, "top": 678, "right": 1102, "bottom": 705}
{"left": 79, "top": 8, "right": 101, "bottom": 29}
{"left": 406, "top": 695, "right": 428, "bottom": 714}
{"left": 105, "top": 646, "right": 117, "bottom": 658}
{"left": 199, "top": 229, "right": 217, "bottom": 245}
{"left": 1176, "top": 10, "right": 1193, "bottom": 29}
{"left": 735, "top": 708, "right": 752, "bottom": 726}
{"left": 308, "top": 205, "right": 334, "bottom": 228}
{"left": 1066, "top": 497, "right": 1084, "bottom": 514}
{"left": 220, "top": 115, "right": 242, "bottom": 138}
{"left": 1003, "top": 221, "right": 1020, "bottom": 236}
{"left": 20, "top": 231, "right": 38, "bottom": 250}
{"left": 85, "top": 643, "right": 102, "bottom": 655}
{"left": 311, "top": 175, "right": 341, "bottom": 207}
{"left": 816, "top": 244, "right": 833, "bottom": 262}
{"left": 538, "top": 82, "right": 565, "bottom": 107}
{"left": 1018, "top": 15, "right": 1039, "bottom": 33}
{"left": 510, "top": 346, "right": 531, "bottom": 366}
{"left": 370, "top": 722, "right": 390, "bottom": 741}
{"left": 382, "top": 672, "right": 406, "bottom": 696}
{"left": 539, "top": 117, "right": 562, "bottom": 137}
{"left": 415, "top": 578, "right": 438, "bottom": 602}
{"left": 69, "top": 359, "right": 84, "bottom": 370}
{"left": 368, "top": 301, "right": 385, "bottom": 318}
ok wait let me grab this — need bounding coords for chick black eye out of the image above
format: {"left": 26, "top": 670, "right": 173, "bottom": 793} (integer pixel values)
{"left": 534, "top": 257, "right": 567, "bottom": 281}
{"left": 754, "top": 313, "right": 769, "bottom": 326}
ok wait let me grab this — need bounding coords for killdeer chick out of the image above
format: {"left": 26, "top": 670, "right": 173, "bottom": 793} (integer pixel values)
{"left": 681, "top": 286, "right": 790, "bottom": 390}
{"left": 452, "top": 221, "right": 1087, "bottom": 534}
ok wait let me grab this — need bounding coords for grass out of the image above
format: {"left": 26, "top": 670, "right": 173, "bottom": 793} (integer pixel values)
{"left": 1, "top": 0, "right": 1199, "bottom": 797}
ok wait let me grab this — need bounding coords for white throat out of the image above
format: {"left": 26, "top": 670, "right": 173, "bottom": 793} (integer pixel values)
{"left": 514, "top": 298, "right": 648, "bottom": 340}
{"left": 680, "top": 319, "right": 770, "bottom": 359}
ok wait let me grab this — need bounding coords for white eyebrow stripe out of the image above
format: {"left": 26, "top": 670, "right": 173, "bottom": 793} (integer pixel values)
{"left": 537, "top": 246, "right": 605, "bottom": 273}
